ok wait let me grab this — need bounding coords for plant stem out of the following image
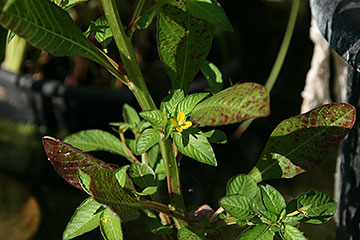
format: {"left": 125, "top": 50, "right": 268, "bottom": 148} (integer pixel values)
{"left": 101, "top": 0, "right": 187, "bottom": 226}
{"left": 159, "top": 137, "right": 187, "bottom": 227}
{"left": 233, "top": 0, "right": 300, "bottom": 139}
{"left": 101, "top": 0, "right": 156, "bottom": 111}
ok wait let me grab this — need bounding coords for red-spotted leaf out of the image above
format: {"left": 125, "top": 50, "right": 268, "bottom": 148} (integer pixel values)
{"left": 249, "top": 103, "right": 356, "bottom": 183}
{"left": 157, "top": 0, "right": 214, "bottom": 92}
{"left": 190, "top": 83, "right": 270, "bottom": 126}
{"left": 42, "top": 136, "right": 116, "bottom": 190}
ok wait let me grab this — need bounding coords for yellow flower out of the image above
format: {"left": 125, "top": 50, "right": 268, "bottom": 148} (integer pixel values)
{"left": 171, "top": 112, "right": 192, "bottom": 133}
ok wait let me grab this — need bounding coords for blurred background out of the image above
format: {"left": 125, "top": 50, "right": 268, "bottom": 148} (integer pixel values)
{"left": 0, "top": 0, "right": 336, "bottom": 239}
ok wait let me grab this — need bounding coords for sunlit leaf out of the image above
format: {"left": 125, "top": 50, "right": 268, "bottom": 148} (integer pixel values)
{"left": 139, "top": 110, "right": 167, "bottom": 127}
{"left": 0, "top": 0, "right": 111, "bottom": 67}
{"left": 123, "top": 104, "right": 141, "bottom": 125}
{"left": 249, "top": 103, "right": 356, "bottom": 183}
{"left": 201, "top": 60, "right": 223, "bottom": 94}
{"left": 99, "top": 208, "right": 123, "bottom": 240}
{"left": 63, "top": 130, "right": 132, "bottom": 161}
{"left": 128, "top": 161, "right": 156, "bottom": 189}
{"left": 238, "top": 224, "right": 275, "bottom": 240}
{"left": 136, "top": 129, "right": 161, "bottom": 154}
{"left": 186, "top": 0, "right": 233, "bottom": 31}
{"left": 219, "top": 194, "right": 256, "bottom": 220}
{"left": 260, "top": 184, "right": 286, "bottom": 216}
{"left": 176, "top": 92, "right": 209, "bottom": 115}
{"left": 178, "top": 226, "right": 205, "bottom": 240}
{"left": 158, "top": 0, "right": 214, "bottom": 91}
{"left": 115, "top": 165, "right": 130, "bottom": 188}
{"left": 173, "top": 130, "right": 217, "bottom": 166}
{"left": 281, "top": 224, "right": 307, "bottom": 240}
{"left": 43, "top": 136, "right": 116, "bottom": 190}
{"left": 226, "top": 174, "right": 257, "bottom": 197}
{"left": 161, "top": 89, "right": 185, "bottom": 116}
{"left": 63, "top": 197, "right": 104, "bottom": 240}
{"left": 190, "top": 83, "right": 270, "bottom": 126}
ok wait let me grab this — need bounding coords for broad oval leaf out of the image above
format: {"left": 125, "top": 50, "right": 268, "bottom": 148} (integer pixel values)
{"left": 238, "top": 224, "right": 275, "bottom": 240}
{"left": 128, "top": 161, "right": 156, "bottom": 189}
{"left": 249, "top": 103, "right": 356, "bottom": 183}
{"left": 173, "top": 130, "right": 217, "bottom": 166}
{"left": 158, "top": 0, "right": 215, "bottom": 92}
{"left": 0, "top": 0, "right": 111, "bottom": 67}
{"left": 260, "top": 184, "right": 286, "bottom": 216}
{"left": 63, "top": 197, "right": 103, "bottom": 240}
{"left": 123, "top": 104, "right": 140, "bottom": 125}
{"left": 161, "top": 89, "right": 185, "bottom": 116}
{"left": 186, "top": 0, "right": 233, "bottom": 31}
{"left": 296, "top": 191, "right": 336, "bottom": 224}
{"left": 190, "top": 83, "right": 270, "bottom": 126}
{"left": 226, "top": 174, "right": 258, "bottom": 197}
{"left": 64, "top": 129, "right": 132, "bottom": 161}
{"left": 136, "top": 129, "right": 161, "bottom": 154}
{"left": 219, "top": 194, "right": 256, "bottom": 220}
{"left": 178, "top": 226, "right": 205, "bottom": 240}
{"left": 281, "top": 224, "right": 307, "bottom": 240}
{"left": 99, "top": 208, "right": 123, "bottom": 240}
{"left": 42, "top": 136, "right": 116, "bottom": 190}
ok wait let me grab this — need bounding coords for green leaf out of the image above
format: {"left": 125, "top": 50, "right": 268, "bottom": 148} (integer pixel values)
{"left": 123, "top": 104, "right": 141, "bottom": 125}
{"left": 136, "top": 129, "right": 161, "bottom": 154}
{"left": 226, "top": 174, "right": 258, "bottom": 197}
{"left": 161, "top": 89, "right": 185, "bottom": 116}
{"left": 137, "top": 11, "right": 157, "bottom": 29}
{"left": 248, "top": 103, "right": 356, "bottom": 183}
{"left": 258, "top": 209, "right": 278, "bottom": 223}
{"left": 186, "top": 0, "right": 233, "bottom": 31}
{"left": 86, "top": 16, "right": 113, "bottom": 50}
{"left": 260, "top": 185, "right": 286, "bottom": 216}
{"left": 238, "top": 224, "right": 275, "bottom": 240}
{"left": 176, "top": 92, "right": 209, "bottom": 115}
{"left": 89, "top": 170, "right": 142, "bottom": 223}
{"left": 158, "top": 0, "right": 215, "bottom": 92}
{"left": 43, "top": 136, "right": 117, "bottom": 190}
{"left": 63, "top": 197, "right": 103, "bottom": 240}
{"left": 54, "top": 0, "right": 88, "bottom": 10}
{"left": 296, "top": 191, "right": 336, "bottom": 224}
{"left": 136, "top": 186, "right": 158, "bottom": 196}
{"left": 178, "top": 226, "right": 206, "bottom": 240}
{"left": 281, "top": 224, "right": 307, "bottom": 240}
{"left": 139, "top": 110, "right": 167, "bottom": 127}
{"left": 64, "top": 129, "right": 132, "bottom": 161}
{"left": 78, "top": 169, "right": 91, "bottom": 194}
{"left": 115, "top": 165, "right": 130, "bottom": 188}
{"left": 219, "top": 194, "right": 256, "bottom": 220}
{"left": 0, "top": 0, "right": 111, "bottom": 68}
{"left": 190, "top": 83, "right": 270, "bottom": 126}
{"left": 200, "top": 129, "right": 227, "bottom": 144}
{"left": 201, "top": 60, "right": 223, "bottom": 94}
{"left": 146, "top": 217, "right": 174, "bottom": 235}
{"left": 129, "top": 161, "right": 156, "bottom": 189}
{"left": 99, "top": 208, "right": 123, "bottom": 240}
{"left": 173, "top": 130, "right": 217, "bottom": 166}
{"left": 147, "top": 144, "right": 161, "bottom": 169}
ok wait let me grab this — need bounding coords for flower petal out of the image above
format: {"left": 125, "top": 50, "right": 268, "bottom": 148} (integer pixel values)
{"left": 181, "top": 121, "right": 192, "bottom": 129}
{"left": 170, "top": 118, "right": 178, "bottom": 127}
{"left": 176, "top": 127, "right": 183, "bottom": 132}
{"left": 177, "top": 112, "right": 185, "bottom": 122}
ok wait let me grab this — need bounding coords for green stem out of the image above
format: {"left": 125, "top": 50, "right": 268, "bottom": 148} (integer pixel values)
{"left": 101, "top": 0, "right": 156, "bottom": 111}
{"left": 129, "top": 0, "right": 146, "bottom": 28}
{"left": 233, "top": 0, "right": 300, "bottom": 139}
{"left": 159, "top": 137, "right": 187, "bottom": 227}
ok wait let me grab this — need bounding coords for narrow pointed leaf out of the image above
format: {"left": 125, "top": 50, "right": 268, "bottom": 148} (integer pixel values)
{"left": 178, "top": 226, "right": 205, "bottom": 240}
{"left": 238, "top": 224, "right": 275, "bottom": 240}
{"left": 173, "top": 130, "right": 217, "bottom": 166}
{"left": 136, "top": 129, "right": 161, "bottom": 155}
{"left": 186, "top": 0, "right": 233, "bottom": 31}
{"left": 0, "top": 0, "right": 111, "bottom": 67}
{"left": 63, "top": 197, "right": 104, "bottom": 240}
{"left": 158, "top": 0, "right": 214, "bottom": 91}
{"left": 99, "top": 209, "right": 123, "bottom": 240}
{"left": 161, "top": 89, "right": 185, "bottom": 116}
{"left": 176, "top": 92, "right": 209, "bottom": 115}
{"left": 219, "top": 194, "right": 256, "bottom": 220}
{"left": 249, "top": 103, "right": 356, "bottom": 183}
{"left": 115, "top": 165, "right": 130, "bottom": 188}
{"left": 260, "top": 185, "right": 286, "bottom": 216}
{"left": 43, "top": 136, "right": 116, "bottom": 190}
{"left": 296, "top": 191, "right": 336, "bottom": 224}
{"left": 190, "top": 83, "right": 270, "bottom": 126}
{"left": 64, "top": 130, "right": 132, "bottom": 161}
{"left": 123, "top": 104, "right": 140, "bottom": 125}
{"left": 226, "top": 174, "right": 258, "bottom": 197}
{"left": 78, "top": 169, "right": 91, "bottom": 194}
